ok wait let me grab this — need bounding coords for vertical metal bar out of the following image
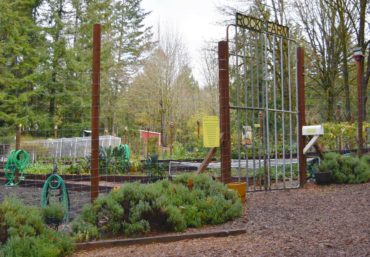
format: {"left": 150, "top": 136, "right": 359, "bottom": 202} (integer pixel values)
{"left": 257, "top": 33, "right": 262, "bottom": 189}
{"left": 280, "top": 38, "right": 286, "bottom": 189}
{"left": 250, "top": 36, "right": 256, "bottom": 191}
{"left": 218, "top": 41, "right": 231, "bottom": 184}
{"left": 295, "top": 44, "right": 299, "bottom": 187}
{"left": 272, "top": 36, "right": 278, "bottom": 189}
{"left": 242, "top": 29, "right": 249, "bottom": 185}
{"left": 235, "top": 26, "right": 242, "bottom": 181}
{"left": 264, "top": 33, "right": 271, "bottom": 190}
{"left": 297, "top": 47, "right": 306, "bottom": 187}
{"left": 288, "top": 40, "right": 294, "bottom": 185}
{"left": 91, "top": 24, "right": 101, "bottom": 202}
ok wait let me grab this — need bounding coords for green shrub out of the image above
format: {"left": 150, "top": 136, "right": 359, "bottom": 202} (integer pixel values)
{"left": 71, "top": 218, "right": 99, "bottom": 242}
{"left": 0, "top": 199, "right": 74, "bottom": 257}
{"left": 72, "top": 174, "right": 243, "bottom": 241}
{"left": 0, "top": 230, "right": 73, "bottom": 257}
{"left": 42, "top": 203, "right": 65, "bottom": 226}
{"left": 318, "top": 153, "right": 370, "bottom": 184}
{"left": 360, "top": 154, "right": 370, "bottom": 166}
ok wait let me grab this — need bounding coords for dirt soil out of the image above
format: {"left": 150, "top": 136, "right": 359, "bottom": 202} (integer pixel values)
{"left": 74, "top": 182, "right": 370, "bottom": 257}
{"left": 0, "top": 184, "right": 91, "bottom": 219}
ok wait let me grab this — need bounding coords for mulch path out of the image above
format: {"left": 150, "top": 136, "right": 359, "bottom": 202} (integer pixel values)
{"left": 73, "top": 182, "right": 370, "bottom": 257}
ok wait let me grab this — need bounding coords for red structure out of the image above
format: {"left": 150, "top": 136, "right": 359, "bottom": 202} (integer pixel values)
{"left": 139, "top": 130, "right": 161, "bottom": 146}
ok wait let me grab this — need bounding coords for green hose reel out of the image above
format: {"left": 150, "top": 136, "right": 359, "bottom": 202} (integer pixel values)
{"left": 40, "top": 165, "right": 70, "bottom": 223}
{"left": 4, "top": 149, "right": 30, "bottom": 186}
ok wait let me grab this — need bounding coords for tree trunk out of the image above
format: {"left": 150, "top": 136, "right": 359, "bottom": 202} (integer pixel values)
{"left": 343, "top": 52, "right": 351, "bottom": 121}
{"left": 327, "top": 88, "right": 335, "bottom": 121}
{"left": 337, "top": 0, "right": 351, "bottom": 121}
{"left": 363, "top": 54, "right": 369, "bottom": 120}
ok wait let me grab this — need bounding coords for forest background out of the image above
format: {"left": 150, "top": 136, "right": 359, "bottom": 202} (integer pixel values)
{"left": 0, "top": 0, "right": 369, "bottom": 154}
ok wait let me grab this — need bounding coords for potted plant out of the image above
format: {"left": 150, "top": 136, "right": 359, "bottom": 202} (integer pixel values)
{"left": 42, "top": 203, "right": 65, "bottom": 229}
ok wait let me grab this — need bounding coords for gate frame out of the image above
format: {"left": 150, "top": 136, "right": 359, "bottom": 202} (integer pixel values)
{"left": 218, "top": 21, "right": 306, "bottom": 188}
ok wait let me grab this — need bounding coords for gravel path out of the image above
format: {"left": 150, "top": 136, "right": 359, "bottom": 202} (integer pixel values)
{"left": 74, "top": 183, "right": 370, "bottom": 257}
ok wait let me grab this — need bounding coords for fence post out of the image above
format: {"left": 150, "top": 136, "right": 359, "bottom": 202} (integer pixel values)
{"left": 353, "top": 48, "right": 364, "bottom": 156}
{"left": 15, "top": 124, "right": 21, "bottom": 150}
{"left": 91, "top": 24, "right": 101, "bottom": 202}
{"left": 297, "top": 47, "right": 306, "bottom": 187}
{"left": 218, "top": 41, "right": 231, "bottom": 184}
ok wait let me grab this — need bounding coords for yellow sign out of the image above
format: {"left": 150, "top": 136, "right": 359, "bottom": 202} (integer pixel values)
{"left": 203, "top": 116, "right": 220, "bottom": 148}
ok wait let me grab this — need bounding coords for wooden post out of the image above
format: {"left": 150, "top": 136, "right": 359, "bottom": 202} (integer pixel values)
{"left": 218, "top": 41, "right": 231, "bottom": 184}
{"left": 354, "top": 52, "right": 364, "bottom": 156}
{"left": 91, "top": 24, "right": 101, "bottom": 202}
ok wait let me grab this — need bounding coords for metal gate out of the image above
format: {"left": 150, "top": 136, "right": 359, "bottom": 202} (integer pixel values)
{"left": 222, "top": 13, "right": 304, "bottom": 191}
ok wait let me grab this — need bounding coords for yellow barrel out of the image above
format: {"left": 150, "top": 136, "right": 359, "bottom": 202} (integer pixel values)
{"left": 227, "top": 182, "right": 247, "bottom": 203}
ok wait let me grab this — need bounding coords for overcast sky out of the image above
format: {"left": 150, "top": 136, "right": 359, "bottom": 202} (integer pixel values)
{"left": 141, "top": 0, "right": 225, "bottom": 86}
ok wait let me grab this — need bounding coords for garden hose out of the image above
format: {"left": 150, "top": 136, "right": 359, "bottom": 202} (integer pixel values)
{"left": 4, "top": 149, "right": 30, "bottom": 186}
{"left": 41, "top": 171, "right": 70, "bottom": 223}
{"left": 117, "top": 144, "right": 130, "bottom": 170}
{"left": 119, "top": 144, "right": 130, "bottom": 162}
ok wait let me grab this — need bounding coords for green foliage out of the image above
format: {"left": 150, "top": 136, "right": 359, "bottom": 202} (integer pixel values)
{"left": 318, "top": 153, "right": 370, "bottom": 184}
{"left": 320, "top": 122, "right": 370, "bottom": 151}
{"left": 360, "top": 155, "right": 370, "bottom": 166}
{"left": 143, "top": 154, "right": 166, "bottom": 177}
{"left": 0, "top": 0, "right": 47, "bottom": 131}
{"left": 129, "top": 157, "right": 143, "bottom": 173}
{"left": 318, "top": 152, "right": 341, "bottom": 173}
{"left": 72, "top": 221, "right": 99, "bottom": 242}
{"left": 172, "top": 141, "right": 209, "bottom": 160}
{"left": 24, "top": 159, "right": 91, "bottom": 175}
{"left": 42, "top": 203, "right": 65, "bottom": 227}
{"left": 0, "top": 230, "right": 73, "bottom": 257}
{"left": 99, "top": 145, "right": 130, "bottom": 174}
{"left": 147, "top": 137, "right": 159, "bottom": 155}
{"left": 72, "top": 174, "right": 242, "bottom": 241}
{"left": 0, "top": 199, "right": 74, "bottom": 257}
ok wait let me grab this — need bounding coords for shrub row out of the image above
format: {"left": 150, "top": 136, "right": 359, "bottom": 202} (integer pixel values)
{"left": 71, "top": 174, "right": 243, "bottom": 242}
{"left": 0, "top": 199, "right": 73, "bottom": 257}
{"left": 319, "top": 153, "right": 370, "bottom": 184}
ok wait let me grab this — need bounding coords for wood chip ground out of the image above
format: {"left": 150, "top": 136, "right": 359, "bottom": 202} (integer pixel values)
{"left": 74, "top": 182, "right": 370, "bottom": 257}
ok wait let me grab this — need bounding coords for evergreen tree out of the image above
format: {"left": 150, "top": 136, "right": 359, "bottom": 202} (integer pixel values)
{"left": 0, "top": 0, "right": 46, "bottom": 135}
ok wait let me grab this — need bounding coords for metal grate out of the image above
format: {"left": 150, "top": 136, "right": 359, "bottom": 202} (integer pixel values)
{"left": 227, "top": 21, "right": 300, "bottom": 191}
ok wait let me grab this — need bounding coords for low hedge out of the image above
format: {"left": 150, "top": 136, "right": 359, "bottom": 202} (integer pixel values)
{"left": 0, "top": 199, "right": 73, "bottom": 257}
{"left": 318, "top": 153, "right": 370, "bottom": 184}
{"left": 71, "top": 174, "right": 243, "bottom": 242}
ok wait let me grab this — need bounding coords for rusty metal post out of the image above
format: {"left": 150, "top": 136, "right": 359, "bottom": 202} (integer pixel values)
{"left": 297, "top": 47, "right": 306, "bottom": 187}
{"left": 91, "top": 24, "right": 101, "bottom": 202}
{"left": 15, "top": 124, "right": 21, "bottom": 150}
{"left": 218, "top": 41, "right": 231, "bottom": 184}
{"left": 353, "top": 48, "right": 364, "bottom": 156}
